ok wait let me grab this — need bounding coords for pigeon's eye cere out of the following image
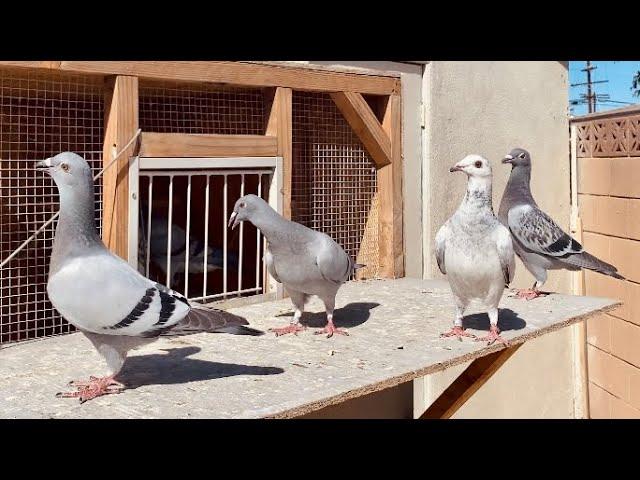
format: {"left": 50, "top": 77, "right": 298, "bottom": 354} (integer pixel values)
{"left": 239, "top": 202, "right": 246, "bottom": 209}
{"left": 518, "top": 152, "right": 526, "bottom": 159}
{"left": 61, "top": 163, "right": 70, "bottom": 172}
{"left": 474, "top": 161, "right": 483, "bottom": 168}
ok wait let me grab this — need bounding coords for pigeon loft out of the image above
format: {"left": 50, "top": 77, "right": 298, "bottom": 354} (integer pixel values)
{"left": 0, "top": 62, "right": 402, "bottom": 346}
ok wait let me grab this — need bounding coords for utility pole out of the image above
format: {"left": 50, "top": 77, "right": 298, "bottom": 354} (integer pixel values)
{"left": 584, "top": 61, "right": 599, "bottom": 112}
{"left": 570, "top": 61, "right": 608, "bottom": 114}
{"left": 584, "top": 61, "right": 595, "bottom": 113}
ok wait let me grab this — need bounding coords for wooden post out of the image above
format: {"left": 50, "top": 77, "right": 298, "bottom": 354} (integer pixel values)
{"left": 569, "top": 123, "right": 589, "bottom": 418}
{"left": 420, "top": 345, "right": 522, "bottom": 419}
{"left": 378, "top": 94, "right": 404, "bottom": 278}
{"left": 102, "top": 75, "right": 139, "bottom": 259}
{"left": 265, "top": 87, "right": 292, "bottom": 219}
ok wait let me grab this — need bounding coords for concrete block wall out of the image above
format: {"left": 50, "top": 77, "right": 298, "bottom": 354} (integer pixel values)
{"left": 574, "top": 108, "right": 640, "bottom": 418}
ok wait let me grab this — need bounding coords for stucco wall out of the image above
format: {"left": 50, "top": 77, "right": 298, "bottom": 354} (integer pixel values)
{"left": 301, "top": 61, "right": 576, "bottom": 418}
{"left": 417, "top": 61, "right": 575, "bottom": 418}
{"left": 422, "top": 61, "right": 571, "bottom": 293}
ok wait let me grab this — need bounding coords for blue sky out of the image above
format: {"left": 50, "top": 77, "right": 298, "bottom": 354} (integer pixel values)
{"left": 569, "top": 61, "right": 640, "bottom": 116}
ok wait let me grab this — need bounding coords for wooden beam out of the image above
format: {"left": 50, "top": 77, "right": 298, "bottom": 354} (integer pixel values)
{"left": 265, "top": 87, "right": 293, "bottom": 219}
{"left": 419, "top": 345, "right": 523, "bottom": 419}
{"left": 139, "top": 133, "right": 278, "bottom": 158}
{"left": 330, "top": 92, "right": 391, "bottom": 168}
{"left": 0, "top": 61, "right": 399, "bottom": 95}
{"left": 377, "top": 94, "right": 404, "bottom": 278}
{"left": 102, "top": 76, "right": 139, "bottom": 260}
{"left": 0, "top": 61, "right": 60, "bottom": 69}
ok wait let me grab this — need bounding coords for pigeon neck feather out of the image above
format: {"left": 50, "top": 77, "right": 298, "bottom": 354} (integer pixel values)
{"left": 459, "top": 175, "right": 493, "bottom": 214}
{"left": 50, "top": 180, "right": 103, "bottom": 275}
{"left": 250, "top": 206, "right": 294, "bottom": 241}
{"left": 504, "top": 165, "right": 535, "bottom": 206}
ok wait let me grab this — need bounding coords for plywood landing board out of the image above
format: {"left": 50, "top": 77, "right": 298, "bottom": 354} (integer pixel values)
{"left": 0, "top": 278, "right": 619, "bottom": 418}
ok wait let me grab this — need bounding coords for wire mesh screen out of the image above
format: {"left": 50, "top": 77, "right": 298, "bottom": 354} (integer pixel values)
{"left": 292, "top": 92, "right": 379, "bottom": 279}
{"left": 139, "top": 80, "right": 266, "bottom": 134}
{"left": 0, "top": 69, "right": 104, "bottom": 345}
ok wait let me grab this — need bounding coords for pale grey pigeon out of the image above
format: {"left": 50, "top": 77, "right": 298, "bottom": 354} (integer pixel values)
{"left": 435, "top": 154, "right": 515, "bottom": 345}
{"left": 499, "top": 147, "right": 623, "bottom": 300}
{"left": 228, "top": 194, "right": 364, "bottom": 338}
{"left": 37, "top": 152, "right": 263, "bottom": 403}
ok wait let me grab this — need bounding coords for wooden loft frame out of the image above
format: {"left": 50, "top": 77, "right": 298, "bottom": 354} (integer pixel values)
{"left": 0, "top": 61, "right": 403, "bottom": 279}
{"left": 0, "top": 61, "right": 400, "bottom": 95}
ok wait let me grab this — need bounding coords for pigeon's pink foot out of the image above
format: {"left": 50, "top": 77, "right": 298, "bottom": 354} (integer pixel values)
{"left": 269, "top": 323, "right": 306, "bottom": 337}
{"left": 56, "top": 375, "right": 125, "bottom": 404}
{"left": 440, "top": 325, "right": 476, "bottom": 341}
{"left": 475, "top": 325, "right": 510, "bottom": 346}
{"left": 512, "top": 288, "right": 547, "bottom": 300}
{"left": 314, "top": 320, "right": 349, "bottom": 338}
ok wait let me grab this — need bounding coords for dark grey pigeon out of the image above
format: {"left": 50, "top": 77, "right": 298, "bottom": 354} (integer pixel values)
{"left": 498, "top": 147, "right": 624, "bottom": 300}
{"left": 228, "top": 194, "right": 364, "bottom": 338}
{"left": 37, "top": 152, "right": 262, "bottom": 403}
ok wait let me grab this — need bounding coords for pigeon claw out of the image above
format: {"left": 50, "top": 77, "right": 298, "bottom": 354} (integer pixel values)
{"left": 269, "top": 323, "right": 307, "bottom": 337}
{"left": 510, "top": 288, "right": 547, "bottom": 300}
{"left": 441, "top": 326, "right": 476, "bottom": 341}
{"left": 57, "top": 376, "right": 125, "bottom": 404}
{"left": 314, "top": 321, "right": 349, "bottom": 338}
{"left": 475, "top": 325, "right": 510, "bottom": 347}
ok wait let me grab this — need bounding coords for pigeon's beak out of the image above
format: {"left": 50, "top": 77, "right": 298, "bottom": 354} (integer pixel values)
{"left": 228, "top": 211, "right": 239, "bottom": 230}
{"left": 35, "top": 157, "right": 54, "bottom": 173}
{"left": 502, "top": 154, "right": 514, "bottom": 165}
{"left": 449, "top": 165, "right": 462, "bottom": 173}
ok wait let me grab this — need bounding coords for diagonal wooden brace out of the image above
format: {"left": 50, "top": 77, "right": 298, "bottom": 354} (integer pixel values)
{"left": 420, "top": 344, "right": 523, "bottom": 419}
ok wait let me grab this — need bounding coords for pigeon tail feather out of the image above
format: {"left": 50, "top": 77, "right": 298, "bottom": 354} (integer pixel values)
{"left": 162, "top": 304, "right": 264, "bottom": 336}
{"left": 562, "top": 251, "right": 625, "bottom": 280}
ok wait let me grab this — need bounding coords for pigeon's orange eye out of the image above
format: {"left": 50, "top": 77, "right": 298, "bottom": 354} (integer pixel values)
{"left": 239, "top": 202, "right": 246, "bottom": 208}
{"left": 474, "top": 161, "right": 482, "bottom": 168}
{"left": 518, "top": 152, "right": 526, "bottom": 159}
{"left": 61, "top": 163, "right": 70, "bottom": 172}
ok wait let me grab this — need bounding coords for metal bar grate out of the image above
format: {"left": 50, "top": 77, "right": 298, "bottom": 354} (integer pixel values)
{"left": 136, "top": 169, "right": 270, "bottom": 303}
{"left": 0, "top": 69, "right": 104, "bottom": 345}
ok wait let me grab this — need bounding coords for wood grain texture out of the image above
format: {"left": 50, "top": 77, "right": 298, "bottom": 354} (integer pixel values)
{"left": 102, "top": 76, "right": 139, "bottom": 260}
{"left": 419, "top": 345, "right": 523, "bottom": 419}
{"left": 377, "top": 94, "right": 404, "bottom": 278}
{"left": 0, "top": 61, "right": 60, "bottom": 69}
{"left": 3, "top": 61, "right": 402, "bottom": 95}
{"left": 330, "top": 92, "right": 391, "bottom": 168}
{"left": 265, "top": 87, "right": 292, "bottom": 219}
{"left": 139, "top": 132, "right": 278, "bottom": 158}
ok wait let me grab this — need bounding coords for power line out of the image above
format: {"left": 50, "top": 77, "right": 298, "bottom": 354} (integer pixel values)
{"left": 570, "top": 61, "right": 609, "bottom": 113}
{"left": 600, "top": 99, "right": 635, "bottom": 105}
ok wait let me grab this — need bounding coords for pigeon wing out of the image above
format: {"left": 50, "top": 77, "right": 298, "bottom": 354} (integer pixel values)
{"left": 435, "top": 221, "right": 450, "bottom": 275}
{"left": 494, "top": 223, "right": 516, "bottom": 285}
{"left": 507, "top": 204, "right": 583, "bottom": 257}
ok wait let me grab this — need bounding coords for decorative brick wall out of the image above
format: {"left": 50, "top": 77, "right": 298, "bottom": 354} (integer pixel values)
{"left": 574, "top": 107, "right": 640, "bottom": 418}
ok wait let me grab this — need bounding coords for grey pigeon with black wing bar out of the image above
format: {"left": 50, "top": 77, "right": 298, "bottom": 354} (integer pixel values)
{"left": 37, "top": 152, "right": 262, "bottom": 403}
